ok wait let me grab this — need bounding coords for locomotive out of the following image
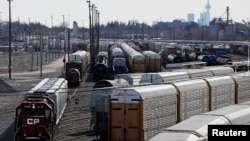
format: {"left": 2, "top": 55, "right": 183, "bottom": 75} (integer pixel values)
{"left": 14, "top": 78, "right": 68, "bottom": 141}
{"left": 66, "top": 50, "right": 90, "bottom": 87}
{"left": 93, "top": 51, "right": 109, "bottom": 81}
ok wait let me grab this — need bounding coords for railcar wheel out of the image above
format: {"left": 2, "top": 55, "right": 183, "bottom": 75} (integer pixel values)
{"left": 44, "top": 137, "right": 50, "bottom": 141}
{"left": 15, "top": 136, "right": 22, "bottom": 141}
{"left": 44, "top": 134, "right": 51, "bottom": 141}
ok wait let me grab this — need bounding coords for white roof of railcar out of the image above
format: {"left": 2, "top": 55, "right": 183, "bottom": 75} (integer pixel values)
{"left": 142, "top": 50, "right": 161, "bottom": 59}
{"left": 230, "top": 72, "right": 250, "bottom": 82}
{"left": 173, "top": 79, "right": 207, "bottom": 91}
{"left": 120, "top": 43, "right": 145, "bottom": 60}
{"left": 184, "top": 69, "right": 214, "bottom": 79}
{"left": 115, "top": 73, "right": 145, "bottom": 85}
{"left": 230, "top": 71, "right": 250, "bottom": 77}
{"left": 208, "top": 66, "right": 234, "bottom": 76}
{"left": 111, "top": 47, "right": 124, "bottom": 57}
{"left": 166, "top": 115, "right": 230, "bottom": 140}
{"left": 203, "top": 76, "right": 234, "bottom": 86}
{"left": 140, "top": 72, "right": 190, "bottom": 84}
{"left": 149, "top": 132, "right": 201, "bottom": 141}
{"left": 203, "top": 103, "right": 250, "bottom": 125}
{"left": 29, "top": 78, "right": 66, "bottom": 94}
{"left": 29, "top": 78, "right": 50, "bottom": 93}
{"left": 130, "top": 50, "right": 145, "bottom": 60}
{"left": 111, "top": 84, "right": 177, "bottom": 103}
{"left": 69, "top": 50, "right": 87, "bottom": 61}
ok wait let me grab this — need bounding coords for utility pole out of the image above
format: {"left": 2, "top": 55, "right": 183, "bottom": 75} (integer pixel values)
{"left": 0, "top": 11, "right": 2, "bottom": 28}
{"left": 82, "top": 19, "right": 85, "bottom": 41}
{"left": 116, "top": 20, "right": 118, "bottom": 41}
{"left": 62, "top": 14, "right": 66, "bottom": 75}
{"left": 29, "top": 17, "right": 33, "bottom": 71}
{"left": 242, "top": 19, "right": 250, "bottom": 72}
{"left": 51, "top": 16, "right": 54, "bottom": 59}
{"left": 45, "top": 19, "right": 48, "bottom": 63}
{"left": 37, "top": 21, "right": 39, "bottom": 66}
{"left": 68, "top": 28, "right": 70, "bottom": 61}
{"left": 97, "top": 11, "right": 100, "bottom": 54}
{"left": 37, "top": 22, "right": 43, "bottom": 77}
{"left": 18, "top": 18, "right": 20, "bottom": 41}
{"left": 202, "top": 18, "right": 204, "bottom": 40}
{"left": 92, "top": 4, "right": 95, "bottom": 59}
{"left": 8, "top": 0, "right": 13, "bottom": 79}
{"left": 87, "top": 0, "right": 93, "bottom": 69}
{"left": 40, "top": 28, "right": 43, "bottom": 77}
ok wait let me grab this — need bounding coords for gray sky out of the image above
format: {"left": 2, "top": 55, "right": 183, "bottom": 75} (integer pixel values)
{"left": 0, "top": 0, "right": 249, "bottom": 28}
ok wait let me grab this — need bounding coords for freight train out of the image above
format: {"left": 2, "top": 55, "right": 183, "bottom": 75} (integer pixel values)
{"left": 119, "top": 43, "right": 146, "bottom": 73}
{"left": 149, "top": 101, "right": 250, "bottom": 141}
{"left": 90, "top": 78, "right": 130, "bottom": 140}
{"left": 148, "top": 41, "right": 234, "bottom": 66}
{"left": 91, "top": 70, "right": 250, "bottom": 141}
{"left": 142, "top": 50, "right": 162, "bottom": 72}
{"left": 66, "top": 50, "right": 90, "bottom": 87}
{"left": 14, "top": 78, "right": 68, "bottom": 141}
{"left": 93, "top": 51, "right": 109, "bottom": 81}
{"left": 110, "top": 46, "right": 129, "bottom": 74}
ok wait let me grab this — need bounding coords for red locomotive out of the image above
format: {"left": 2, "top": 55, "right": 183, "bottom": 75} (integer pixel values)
{"left": 14, "top": 78, "right": 68, "bottom": 141}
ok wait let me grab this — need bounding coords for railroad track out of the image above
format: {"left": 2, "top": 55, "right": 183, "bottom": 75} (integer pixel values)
{"left": 53, "top": 100, "right": 97, "bottom": 141}
{"left": 53, "top": 72, "right": 99, "bottom": 141}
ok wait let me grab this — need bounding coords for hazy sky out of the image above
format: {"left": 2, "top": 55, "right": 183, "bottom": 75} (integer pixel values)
{"left": 0, "top": 0, "right": 249, "bottom": 28}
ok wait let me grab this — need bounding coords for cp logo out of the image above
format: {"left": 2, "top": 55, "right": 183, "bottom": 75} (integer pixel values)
{"left": 27, "top": 118, "right": 40, "bottom": 125}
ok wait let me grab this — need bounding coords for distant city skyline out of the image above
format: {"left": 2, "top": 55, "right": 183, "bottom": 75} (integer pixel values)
{"left": 0, "top": 0, "right": 249, "bottom": 28}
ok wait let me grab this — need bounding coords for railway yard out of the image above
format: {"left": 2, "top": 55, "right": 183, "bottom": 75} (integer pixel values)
{"left": 1, "top": 40, "right": 250, "bottom": 141}
{"left": 0, "top": 53, "right": 99, "bottom": 141}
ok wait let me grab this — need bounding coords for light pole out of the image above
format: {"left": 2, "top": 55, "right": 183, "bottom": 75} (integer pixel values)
{"left": 242, "top": 19, "right": 250, "bottom": 72}
{"left": 248, "top": 41, "right": 249, "bottom": 72}
{"left": 87, "top": 0, "right": 93, "bottom": 68}
{"left": 62, "top": 14, "right": 66, "bottom": 75}
{"left": 18, "top": 18, "right": 20, "bottom": 41}
{"left": 51, "top": 16, "right": 54, "bottom": 59}
{"left": 97, "top": 11, "right": 100, "bottom": 54}
{"left": 8, "top": 0, "right": 13, "bottom": 79}
{"left": 29, "top": 17, "right": 34, "bottom": 71}
{"left": 39, "top": 22, "right": 43, "bottom": 77}
{"left": 248, "top": 20, "right": 250, "bottom": 72}
{"left": 82, "top": 19, "right": 85, "bottom": 41}
{"left": 0, "top": 11, "right": 2, "bottom": 28}
{"left": 91, "top": 4, "right": 95, "bottom": 58}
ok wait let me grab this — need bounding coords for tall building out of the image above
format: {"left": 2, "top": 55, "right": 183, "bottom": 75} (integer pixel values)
{"left": 187, "top": 13, "right": 194, "bottom": 22}
{"left": 198, "top": 0, "right": 211, "bottom": 26}
{"left": 73, "top": 21, "right": 79, "bottom": 37}
{"left": 128, "top": 20, "right": 139, "bottom": 25}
